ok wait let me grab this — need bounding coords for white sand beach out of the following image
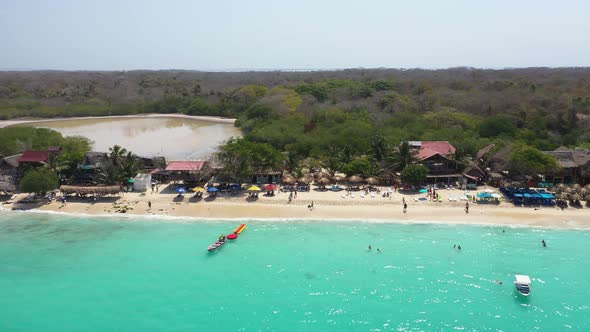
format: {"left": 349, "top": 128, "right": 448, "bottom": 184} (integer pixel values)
{"left": 3, "top": 187, "right": 588, "bottom": 229}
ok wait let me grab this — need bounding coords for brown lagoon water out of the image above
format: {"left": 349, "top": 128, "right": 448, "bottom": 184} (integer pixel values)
{"left": 13, "top": 116, "right": 241, "bottom": 159}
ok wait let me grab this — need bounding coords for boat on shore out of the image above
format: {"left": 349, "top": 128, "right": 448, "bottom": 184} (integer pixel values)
{"left": 514, "top": 275, "right": 532, "bottom": 297}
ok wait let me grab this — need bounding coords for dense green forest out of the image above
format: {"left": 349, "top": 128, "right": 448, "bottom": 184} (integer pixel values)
{"left": 1, "top": 68, "right": 590, "bottom": 177}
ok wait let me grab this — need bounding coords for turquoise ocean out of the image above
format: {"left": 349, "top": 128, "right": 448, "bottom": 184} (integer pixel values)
{"left": 1, "top": 211, "right": 589, "bottom": 331}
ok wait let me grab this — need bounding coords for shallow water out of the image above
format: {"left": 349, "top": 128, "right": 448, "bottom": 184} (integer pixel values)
{"left": 0, "top": 211, "right": 589, "bottom": 331}
{"left": 14, "top": 116, "right": 241, "bottom": 159}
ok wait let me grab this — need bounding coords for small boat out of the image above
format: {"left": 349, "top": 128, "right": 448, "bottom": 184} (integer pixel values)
{"left": 207, "top": 238, "right": 226, "bottom": 252}
{"left": 514, "top": 275, "right": 532, "bottom": 297}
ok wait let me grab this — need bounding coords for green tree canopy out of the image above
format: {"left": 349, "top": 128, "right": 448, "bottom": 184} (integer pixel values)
{"left": 508, "top": 145, "right": 560, "bottom": 175}
{"left": 19, "top": 168, "right": 59, "bottom": 195}
{"left": 215, "top": 138, "right": 284, "bottom": 183}
{"left": 400, "top": 164, "right": 429, "bottom": 186}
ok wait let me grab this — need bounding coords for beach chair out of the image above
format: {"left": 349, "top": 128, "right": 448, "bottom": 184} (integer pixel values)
{"left": 350, "top": 193, "right": 355, "bottom": 198}
{"left": 360, "top": 193, "right": 365, "bottom": 198}
{"left": 370, "top": 192, "right": 375, "bottom": 198}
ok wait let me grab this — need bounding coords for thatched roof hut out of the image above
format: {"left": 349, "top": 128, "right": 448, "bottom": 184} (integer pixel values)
{"left": 281, "top": 175, "right": 296, "bottom": 185}
{"left": 316, "top": 177, "right": 332, "bottom": 185}
{"left": 314, "top": 172, "right": 331, "bottom": 180}
{"left": 0, "top": 181, "right": 16, "bottom": 193}
{"left": 365, "top": 177, "right": 379, "bottom": 185}
{"left": 60, "top": 185, "right": 121, "bottom": 196}
{"left": 333, "top": 175, "right": 345, "bottom": 183}
{"left": 297, "top": 177, "right": 311, "bottom": 184}
{"left": 348, "top": 175, "right": 364, "bottom": 183}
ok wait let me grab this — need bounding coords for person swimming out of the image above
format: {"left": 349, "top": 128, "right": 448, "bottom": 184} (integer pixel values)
{"left": 377, "top": 248, "right": 381, "bottom": 253}
{"left": 368, "top": 245, "right": 372, "bottom": 251}
{"left": 542, "top": 239, "right": 547, "bottom": 247}
{"left": 495, "top": 280, "right": 503, "bottom": 285}
{"left": 457, "top": 245, "right": 462, "bottom": 250}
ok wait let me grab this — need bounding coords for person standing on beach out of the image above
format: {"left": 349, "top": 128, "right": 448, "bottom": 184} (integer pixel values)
{"left": 148, "top": 201, "right": 152, "bottom": 210}
{"left": 465, "top": 201, "right": 469, "bottom": 214}
{"left": 403, "top": 202, "right": 407, "bottom": 213}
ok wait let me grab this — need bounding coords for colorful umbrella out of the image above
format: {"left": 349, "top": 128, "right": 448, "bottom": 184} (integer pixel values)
{"left": 191, "top": 187, "right": 205, "bottom": 193}
{"left": 248, "top": 185, "right": 262, "bottom": 192}
{"left": 207, "top": 187, "right": 219, "bottom": 193}
{"left": 264, "top": 184, "right": 277, "bottom": 191}
{"left": 176, "top": 187, "right": 186, "bottom": 193}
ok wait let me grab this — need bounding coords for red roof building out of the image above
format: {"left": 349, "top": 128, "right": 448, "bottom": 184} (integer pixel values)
{"left": 411, "top": 141, "right": 456, "bottom": 160}
{"left": 17, "top": 151, "right": 51, "bottom": 163}
{"left": 165, "top": 161, "right": 205, "bottom": 172}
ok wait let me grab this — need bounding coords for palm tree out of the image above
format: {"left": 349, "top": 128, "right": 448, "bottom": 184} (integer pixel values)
{"left": 109, "top": 145, "right": 127, "bottom": 167}
{"left": 386, "top": 141, "right": 418, "bottom": 172}
{"left": 118, "top": 152, "right": 142, "bottom": 180}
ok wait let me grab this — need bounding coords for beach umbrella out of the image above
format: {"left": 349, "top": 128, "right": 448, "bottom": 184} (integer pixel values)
{"left": 264, "top": 184, "right": 277, "bottom": 191}
{"left": 316, "top": 177, "right": 332, "bottom": 185}
{"left": 281, "top": 176, "right": 296, "bottom": 185}
{"left": 248, "top": 185, "right": 262, "bottom": 192}
{"left": 176, "top": 187, "right": 187, "bottom": 194}
{"left": 572, "top": 184, "right": 582, "bottom": 192}
{"left": 554, "top": 183, "right": 566, "bottom": 193}
{"left": 585, "top": 184, "right": 590, "bottom": 191}
{"left": 191, "top": 186, "right": 205, "bottom": 193}
{"left": 579, "top": 188, "right": 589, "bottom": 199}
{"left": 297, "top": 177, "right": 311, "bottom": 184}
{"left": 566, "top": 187, "right": 575, "bottom": 195}
{"left": 314, "top": 172, "right": 331, "bottom": 180}
{"left": 365, "top": 177, "right": 379, "bottom": 185}
{"left": 419, "top": 188, "right": 427, "bottom": 193}
{"left": 333, "top": 175, "right": 345, "bottom": 183}
{"left": 347, "top": 175, "right": 364, "bottom": 183}
{"left": 127, "top": 178, "right": 134, "bottom": 183}
{"left": 207, "top": 187, "right": 219, "bottom": 193}
{"left": 571, "top": 194, "right": 582, "bottom": 201}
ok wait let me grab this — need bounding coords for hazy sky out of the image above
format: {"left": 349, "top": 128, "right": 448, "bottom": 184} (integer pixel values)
{"left": 2, "top": 0, "right": 589, "bottom": 70}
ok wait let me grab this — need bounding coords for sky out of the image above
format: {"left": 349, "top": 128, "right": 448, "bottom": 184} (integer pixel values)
{"left": 1, "top": 0, "right": 590, "bottom": 70}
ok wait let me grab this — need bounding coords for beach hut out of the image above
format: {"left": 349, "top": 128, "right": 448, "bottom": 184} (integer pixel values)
{"left": 281, "top": 175, "right": 296, "bottom": 185}
{"left": 333, "top": 175, "right": 345, "bottom": 183}
{"left": 365, "top": 177, "right": 379, "bottom": 186}
{"left": 347, "top": 175, "right": 364, "bottom": 184}
{"left": 297, "top": 176, "right": 311, "bottom": 184}
{"left": 132, "top": 173, "right": 152, "bottom": 192}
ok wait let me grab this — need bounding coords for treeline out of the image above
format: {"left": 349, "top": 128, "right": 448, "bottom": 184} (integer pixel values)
{"left": 1, "top": 68, "right": 590, "bottom": 173}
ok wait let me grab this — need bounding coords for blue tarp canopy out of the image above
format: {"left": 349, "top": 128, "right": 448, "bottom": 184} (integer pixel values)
{"left": 523, "top": 193, "right": 532, "bottom": 198}
{"left": 540, "top": 193, "right": 555, "bottom": 199}
{"left": 477, "top": 192, "right": 494, "bottom": 198}
{"left": 175, "top": 187, "right": 187, "bottom": 193}
{"left": 514, "top": 193, "right": 523, "bottom": 198}
{"left": 207, "top": 187, "right": 219, "bottom": 192}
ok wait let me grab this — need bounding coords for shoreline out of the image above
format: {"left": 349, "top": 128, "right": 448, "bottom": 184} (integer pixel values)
{"left": 0, "top": 113, "right": 237, "bottom": 128}
{"left": 2, "top": 189, "right": 588, "bottom": 230}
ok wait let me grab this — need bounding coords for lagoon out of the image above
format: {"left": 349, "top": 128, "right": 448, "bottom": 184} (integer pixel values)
{"left": 10, "top": 115, "right": 241, "bottom": 160}
{"left": 0, "top": 211, "right": 588, "bottom": 331}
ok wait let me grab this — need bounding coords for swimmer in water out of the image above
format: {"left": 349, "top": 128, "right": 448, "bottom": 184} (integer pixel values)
{"left": 368, "top": 245, "right": 372, "bottom": 251}
{"left": 457, "top": 245, "right": 462, "bottom": 250}
{"left": 542, "top": 239, "right": 547, "bottom": 247}
{"left": 377, "top": 248, "right": 381, "bottom": 253}
{"left": 495, "top": 280, "right": 503, "bottom": 285}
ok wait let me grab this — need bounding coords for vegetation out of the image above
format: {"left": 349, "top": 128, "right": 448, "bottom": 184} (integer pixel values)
{"left": 97, "top": 145, "right": 142, "bottom": 185}
{"left": 19, "top": 168, "right": 59, "bottom": 194}
{"left": 508, "top": 145, "right": 560, "bottom": 175}
{"left": 400, "top": 165, "right": 429, "bottom": 186}
{"left": 2, "top": 69, "right": 589, "bottom": 181}
{"left": 215, "top": 138, "right": 284, "bottom": 183}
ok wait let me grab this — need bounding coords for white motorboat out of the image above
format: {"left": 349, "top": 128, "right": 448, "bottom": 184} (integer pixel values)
{"left": 514, "top": 275, "right": 532, "bottom": 297}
